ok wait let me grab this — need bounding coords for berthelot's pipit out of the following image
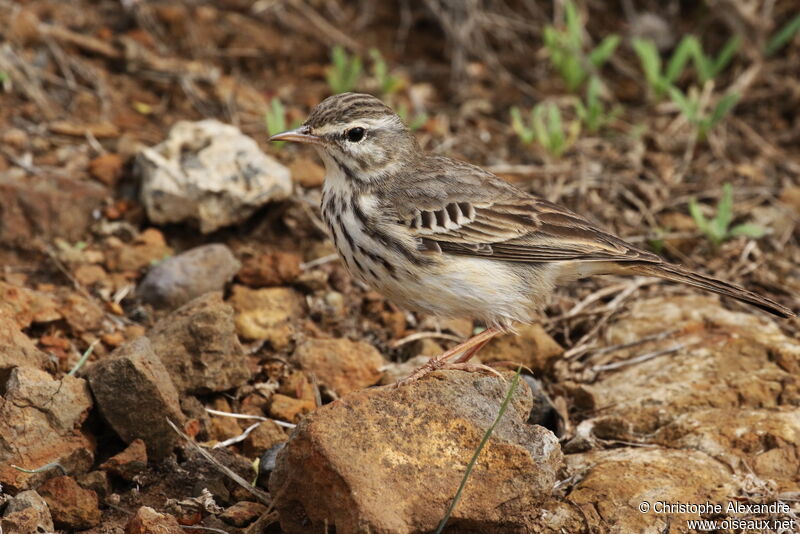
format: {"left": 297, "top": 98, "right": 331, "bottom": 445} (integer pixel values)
{"left": 271, "top": 92, "right": 795, "bottom": 383}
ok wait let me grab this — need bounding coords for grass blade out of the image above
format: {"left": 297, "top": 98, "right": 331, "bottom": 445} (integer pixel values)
{"left": 434, "top": 368, "right": 522, "bottom": 534}
{"left": 765, "top": 13, "right": 800, "bottom": 56}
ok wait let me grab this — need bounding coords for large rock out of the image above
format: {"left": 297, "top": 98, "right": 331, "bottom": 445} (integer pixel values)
{"left": 86, "top": 337, "right": 185, "bottom": 460}
{"left": 0, "top": 311, "right": 50, "bottom": 376}
{"left": 576, "top": 296, "right": 800, "bottom": 433}
{"left": 1, "top": 490, "right": 55, "bottom": 534}
{"left": 0, "top": 367, "right": 94, "bottom": 491}
{"left": 269, "top": 371, "right": 562, "bottom": 534}
{"left": 0, "top": 174, "right": 107, "bottom": 250}
{"left": 149, "top": 292, "right": 250, "bottom": 394}
{"left": 137, "top": 119, "right": 291, "bottom": 233}
{"left": 292, "top": 338, "right": 386, "bottom": 395}
{"left": 138, "top": 244, "right": 241, "bottom": 309}
{"left": 565, "top": 448, "right": 737, "bottom": 533}
{"left": 37, "top": 475, "right": 101, "bottom": 530}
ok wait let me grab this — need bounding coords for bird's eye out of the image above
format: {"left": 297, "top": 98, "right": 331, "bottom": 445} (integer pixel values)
{"left": 345, "top": 127, "right": 365, "bottom": 142}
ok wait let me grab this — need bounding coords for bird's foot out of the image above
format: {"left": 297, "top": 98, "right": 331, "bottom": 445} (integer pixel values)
{"left": 394, "top": 359, "right": 505, "bottom": 387}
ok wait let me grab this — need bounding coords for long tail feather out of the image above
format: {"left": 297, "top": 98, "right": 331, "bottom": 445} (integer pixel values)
{"left": 632, "top": 263, "right": 795, "bottom": 318}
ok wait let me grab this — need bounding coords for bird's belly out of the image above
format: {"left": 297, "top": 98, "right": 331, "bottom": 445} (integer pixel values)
{"left": 370, "top": 256, "right": 553, "bottom": 328}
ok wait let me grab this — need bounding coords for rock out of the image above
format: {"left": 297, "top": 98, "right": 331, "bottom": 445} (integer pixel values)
{"left": 138, "top": 244, "right": 241, "bottom": 309}
{"left": 581, "top": 296, "right": 800, "bottom": 433}
{"left": 208, "top": 398, "right": 245, "bottom": 443}
{"left": 243, "top": 421, "right": 288, "bottom": 458}
{"left": 238, "top": 251, "right": 302, "bottom": 287}
{"left": 565, "top": 448, "right": 736, "bottom": 532}
{"left": 76, "top": 470, "right": 111, "bottom": 499}
{"left": 137, "top": 119, "right": 291, "bottom": 233}
{"left": 654, "top": 407, "right": 800, "bottom": 489}
{"left": 293, "top": 338, "right": 385, "bottom": 395}
{"left": 125, "top": 506, "right": 184, "bottom": 534}
{"left": 149, "top": 292, "right": 250, "bottom": 394}
{"left": 480, "top": 323, "right": 563, "bottom": 372}
{"left": 269, "top": 371, "right": 562, "bottom": 533}
{"left": 0, "top": 367, "right": 94, "bottom": 491}
{"left": 89, "top": 153, "right": 124, "bottom": 186}
{"left": 104, "top": 228, "right": 173, "bottom": 273}
{"left": 268, "top": 394, "right": 316, "bottom": 423}
{"left": 86, "top": 337, "right": 185, "bottom": 460}
{"left": 289, "top": 158, "right": 325, "bottom": 188}
{"left": 0, "top": 490, "right": 55, "bottom": 534}
{"left": 0, "top": 311, "right": 50, "bottom": 375}
{"left": 100, "top": 439, "right": 148, "bottom": 481}
{"left": 229, "top": 285, "right": 305, "bottom": 349}
{"left": 220, "top": 500, "right": 269, "bottom": 527}
{"left": 0, "top": 175, "right": 107, "bottom": 250}
{"left": 38, "top": 475, "right": 101, "bottom": 530}
{"left": 0, "top": 281, "right": 61, "bottom": 328}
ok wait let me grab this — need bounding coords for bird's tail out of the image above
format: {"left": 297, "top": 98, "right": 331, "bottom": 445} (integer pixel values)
{"left": 630, "top": 262, "right": 795, "bottom": 319}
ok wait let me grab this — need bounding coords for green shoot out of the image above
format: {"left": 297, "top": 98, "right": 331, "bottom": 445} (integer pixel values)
{"left": 543, "top": 0, "right": 620, "bottom": 92}
{"left": 765, "top": 13, "right": 800, "bottom": 56}
{"left": 370, "top": 48, "right": 402, "bottom": 96}
{"left": 633, "top": 35, "right": 740, "bottom": 98}
{"left": 68, "top": 340, "right": 99, "bottom": 376}
{"left": 689, "top": 183, "right": 765, "bottom": 247}
{"left": 326, "top": 45, "right": 363, "bottom": 94}
{"left": 668, "top": 86, "right": 740, "bottom": 140}
{"left": 0, "top": 71, "right": 8, "bottom": 84}
{"left": 574, "top": 76, "right": 618, "bottom": 132}
{"left": 435, "top": 368, "right": 522, "bottom": 534}
{"left": 397, "top": 102, "right": 428, "bottom": 131}
{"left": 264, "top": 98, "right": 301, "bottom": 148}
{"left": 511, "top": 103, "right": 580, "bottom": 158}
{"left": 11, "top": 461, "right": 67, "bottom": 475}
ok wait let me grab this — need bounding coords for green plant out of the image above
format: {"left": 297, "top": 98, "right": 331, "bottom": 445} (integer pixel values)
{"left": 370, "top": 48, "right": 402, "bottom": 96}
{"left": 765, "top": 13, "right": 800, "bottom": 56}
{"left": 435, "top": 368, "right": 522, "bottom": 534}
{"left": 542, "top": 0, "right": 619, "bottom": 91}
{"left": 689, "top": 183, "right": 765, "bottom": 247}
{"left": 668, "top": 85, "right": 740, "bottom": 140}
{"left": 264, "top": 98, "right": 301, "bottom": 148}
{"left": 510, "top": 103, "right": 580, "bottom": 158}
{"left": 633, "top": 35, "right": 740, "bottom": 98}
{"left": 326, "top": 45, "right": 363, "bottom": 94}
{"left": 573, "top": 76, "right": 618, "bottom": 132}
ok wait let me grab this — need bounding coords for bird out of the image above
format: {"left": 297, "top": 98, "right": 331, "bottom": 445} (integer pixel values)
{"left": 270, "top": 92, "right": 795, "bottom": 383}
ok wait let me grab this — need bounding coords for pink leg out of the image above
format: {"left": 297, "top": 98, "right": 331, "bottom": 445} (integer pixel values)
{"left": 395, "top": 327, "right": 505, "bottom": 386}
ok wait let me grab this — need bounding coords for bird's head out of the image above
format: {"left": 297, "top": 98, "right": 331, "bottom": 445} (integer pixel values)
{"left": 270, "top": 93, "right": 419, "bottom": 183}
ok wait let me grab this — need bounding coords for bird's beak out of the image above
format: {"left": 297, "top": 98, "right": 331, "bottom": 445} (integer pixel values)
{"left": 269, "top": 126, "right": 323, "bottom": 146}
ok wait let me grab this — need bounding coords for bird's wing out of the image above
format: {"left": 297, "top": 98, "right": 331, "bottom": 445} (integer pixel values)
{"left": 388, "top": 158, "right": 660, "bottom": 264}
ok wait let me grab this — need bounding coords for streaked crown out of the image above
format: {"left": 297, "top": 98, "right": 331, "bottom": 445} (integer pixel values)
{"left": 302, "top": 93, "right": 420, "bottom": 182}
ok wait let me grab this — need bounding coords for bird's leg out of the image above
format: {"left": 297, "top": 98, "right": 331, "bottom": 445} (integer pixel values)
{"left": 395, "top": 327, "right": 504, "bottom": 386}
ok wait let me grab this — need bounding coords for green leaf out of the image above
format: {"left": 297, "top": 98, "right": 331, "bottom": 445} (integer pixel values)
{"left": 668, "top": 86, "right": 697, "bottom": 122}
{"left": 729, "top": 223, "right": 766, "bottom": 238}
{"left": 588, "top": 35, "right": 620, "bottom": 68}
{"left": 510, "top": 107, "right": 533, "bottom": 144}
{"left": 711, "top": 183, "right": 734, "bottom": 239}
{"left": 564, "top": 0, "right": 582, "bottom": 47}
{"left": 708, "top": 92, "right": 740, "bottom": 130}
{"left": 632, "top": 38, "right": 665, "bottom": 96}
{"left": 765, "top": 13, "right": 800, "bottom": 56}
{"left": 688, "top": 198, "right": 710, "bottom": 236}
{"left": 709, "top": 36, "right": 741, "bottom": 79}
{"left": 665, "top": 35, "right": 697, "bottom": 84}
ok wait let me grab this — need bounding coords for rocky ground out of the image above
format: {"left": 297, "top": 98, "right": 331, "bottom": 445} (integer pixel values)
{"left": 1, "top": 1, "right": 799, "bottom": 533}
